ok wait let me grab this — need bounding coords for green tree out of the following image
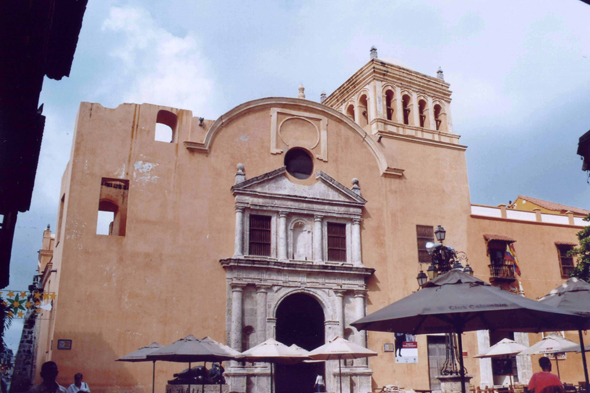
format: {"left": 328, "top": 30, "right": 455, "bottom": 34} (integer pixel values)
{"left": 569, "top": 214, "right": 590, "bottom": 282}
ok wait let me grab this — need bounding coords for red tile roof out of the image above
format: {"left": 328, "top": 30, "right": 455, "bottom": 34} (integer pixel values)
{"left": 517, "top": 195, "right": 590, "bottom": 216}
{"left": 483, "top": 234, "right": 516, "bottom": 242}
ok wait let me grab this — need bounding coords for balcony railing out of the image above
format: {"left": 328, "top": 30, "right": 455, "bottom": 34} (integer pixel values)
{"left": 489, "top": 261, "right": 516, "bottom": 281}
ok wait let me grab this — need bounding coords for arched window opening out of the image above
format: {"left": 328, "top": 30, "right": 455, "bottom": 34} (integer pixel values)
{"left": 346, "top": 104, "right": 355, "bottom": 120}
{"left": 402, "top": 95, "right": 411, "bottom": 125}
{"left": 434, "top": 104, "right": 442, "bottom": 131}
{"left": 97, "top": 200, "right": 117, "bottom": 235}
{"left": 242, "top": 325, "right": 255, "bottom": 352}
{"left": 358, "top": 95, "right": 369, "bottom": 127}
{"left": 385, "top": 90, "right": 394, "bottom": 121}
{"left": 284, "top": 148, "right": 313, "bottom": 179}
{"left": 418, "top": 99, "right": 427, "bottom": 128}
{"left": 155, "top": 110, "right": 178, "bottom": 143}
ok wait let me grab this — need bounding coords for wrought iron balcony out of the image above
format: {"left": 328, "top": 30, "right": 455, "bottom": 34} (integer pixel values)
{"left": 488, "top": 260, "right": 516, "bottom": 281}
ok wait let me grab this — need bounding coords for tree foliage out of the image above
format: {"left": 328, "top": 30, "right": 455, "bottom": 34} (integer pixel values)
{"left": 569, "top": 214, "right": 590, "bottom": 282}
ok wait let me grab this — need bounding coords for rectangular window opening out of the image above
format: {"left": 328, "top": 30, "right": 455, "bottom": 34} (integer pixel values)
{"left": 327, "top": 222, "right": 347, "bottom": 262}
{"left": 97, "top": 178, "right": 129, "bottom": 236}
{"left": 249, "top": 215, "right": 271, "bottom": 256}
{"left": 416, "top": 225, "right": 434, "bottom": 263}
{"left": 557, "top": 245, "right": 575, "bottom": 278}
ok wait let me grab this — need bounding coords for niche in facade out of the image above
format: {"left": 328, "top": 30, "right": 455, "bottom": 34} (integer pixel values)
{"left": 155, "top": 110, "right": 178, "bottom": 143}
{"left": 96, "top": 178, "right": 129, "bottom": 236}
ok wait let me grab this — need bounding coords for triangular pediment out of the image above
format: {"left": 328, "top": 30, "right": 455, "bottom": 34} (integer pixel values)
{"left": 232, "top": 167, "right": 366, "bottom": 205}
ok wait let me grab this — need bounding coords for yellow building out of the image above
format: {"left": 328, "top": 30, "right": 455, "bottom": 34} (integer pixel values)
{"left": 31, "top": 48, "right": 587, "bottom": 393}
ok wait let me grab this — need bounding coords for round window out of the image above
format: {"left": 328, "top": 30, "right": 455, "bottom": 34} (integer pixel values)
{"left": 284, "top": 148, "right": 313, "bottom": 179}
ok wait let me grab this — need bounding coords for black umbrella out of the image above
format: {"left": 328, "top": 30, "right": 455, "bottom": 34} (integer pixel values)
{"left": 352, "top": 270, "right": 583, "bottom": 393}
{"left": 117, "top": 342, "right": 163, "bottom": 393}
{"left": 147, "top": 335, "right": 236, "bottom": 393}
{"left": 538, "top": 277, "right": 590, "bottom": 389}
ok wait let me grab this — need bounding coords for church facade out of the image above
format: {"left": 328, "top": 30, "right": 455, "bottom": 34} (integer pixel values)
{"left": 30, "top": 49, "right": 587, "bottom": 393}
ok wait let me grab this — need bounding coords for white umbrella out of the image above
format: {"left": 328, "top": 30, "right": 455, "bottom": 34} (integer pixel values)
{"left": 520, "top": 334, "right": 582, "bottom": 378}
{"left": 474, "top": 338, "right": 528, "bottom": 386}
{"left": 237, "top": 338, "right": 310, "bottom": 393}
{"left": 309, "top": 336, "right": 377, "bottom": 393}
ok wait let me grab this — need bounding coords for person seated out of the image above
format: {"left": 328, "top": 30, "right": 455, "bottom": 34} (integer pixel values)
{"left": 527, "top": 357, "right": 564, "bottom": 393}
{"left": 67, "top": 373, "right": 90, "bottom": 393}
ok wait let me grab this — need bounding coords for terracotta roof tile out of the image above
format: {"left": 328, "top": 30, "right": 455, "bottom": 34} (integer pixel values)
{"left": 483, "top": 234, "right": 516, "bottom": 243}
{"left": 517, "top": 195, "right": 590, "bottom": 216}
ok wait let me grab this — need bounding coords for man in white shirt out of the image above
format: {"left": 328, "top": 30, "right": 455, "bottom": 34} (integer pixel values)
{"left": 28, "top": 362, "right": 67, "bottom": 393}
{"left": 66, "top": 373, "right": 89, "bottom": 393}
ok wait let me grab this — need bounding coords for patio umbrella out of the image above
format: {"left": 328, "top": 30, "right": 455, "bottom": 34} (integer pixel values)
{"left": 519, "top": 333, "right": 582, "bottom": 379}
{"left": 473, "top": 338, "right": 528, "bottom": 387}
{"left": 351, "top": 270, "right": 583, "bottom": 393}
{"left": 117, "top": 342, "right": 163, "bottom": 393}
{"left": 539, "top": 277, "right": 590, "bottom": 388}
{"left": 147, "top": 335, "right": 236, "bottom": 393}
{"left": 308, "top": 336, "right": 377, "bottom": 393}
{"left": 237, "top": 338, "right": 310, "bottom": 393}
{"left": 201, "top": 336, "right": 240, "bottom": 393}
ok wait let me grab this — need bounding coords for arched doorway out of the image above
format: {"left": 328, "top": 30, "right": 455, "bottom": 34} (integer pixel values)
{"left": 275, "top": 293, "right": 325, "bottom": 393}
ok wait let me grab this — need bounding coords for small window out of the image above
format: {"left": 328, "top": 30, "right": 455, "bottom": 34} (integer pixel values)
{"left": 249, "top": 215, "right": 271, "bottom": 256}
{"left": 487, "top": 241, "right": 516, "bottom": 280}
{"left": 327, "top": 223, "right": 346, "bottom": 262}
{"left": 416, "top": 225, "right": 434, "bottom": 263}
{"left": 346, "top": 104, "right": 355, "bottom": 120}
{"left": 97, "top": 178, "right": 129, "bottom": 236}
{"left": 557, "top": 245, "right": 575, "bottom": 278}
{"left": 358, "top": 95, "right": 369, "bottom": 127}
{"left": 418, "top": 100, "right": 427, "bottom": 128}
{"left": 284, "top": 148, "right": 313, "bottom": 179}
{"left": 155, "top": 110, "right": 178, "bottom": 143}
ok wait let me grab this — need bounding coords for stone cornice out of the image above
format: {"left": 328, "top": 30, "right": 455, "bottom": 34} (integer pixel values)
{"left": 376, "top": 130, "right": 467, "bottom": 152}
{"left": 219, "top": 258, "right": 375, "bottom": 277}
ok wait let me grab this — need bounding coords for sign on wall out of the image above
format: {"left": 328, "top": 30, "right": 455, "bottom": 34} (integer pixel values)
{"left": 394, "top": 333, "right": 418, "bottom": 363}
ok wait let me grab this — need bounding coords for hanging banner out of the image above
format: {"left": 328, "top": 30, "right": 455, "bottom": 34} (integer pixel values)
{"left": 394, "top": 333, "right": 418, "bottom": 363}
{"left": 0, "top": 290, "right": 56, "bottom": 319}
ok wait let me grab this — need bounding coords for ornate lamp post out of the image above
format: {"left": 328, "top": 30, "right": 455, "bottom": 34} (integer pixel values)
{"left": 416, "top": 225, "right": 474, "bottom": 377}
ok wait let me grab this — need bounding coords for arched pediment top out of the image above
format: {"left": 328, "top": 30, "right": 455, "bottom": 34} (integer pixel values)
{"left": 189, "top": 97, "right": 401, "bottom": 178}
{"left": 400, "top": 90, "right": 412, "bottom": 98}
{"left": 432, "top": 100, "right": 447, "bottom": 114}
{"left": 356, "top": 89, "right": 370, "bottom": 101}
{"left": 417, "top": 95, "right": 428, "bottom": 103}
{"left": 382, "top": 85, "right": 396, "bottom": 94}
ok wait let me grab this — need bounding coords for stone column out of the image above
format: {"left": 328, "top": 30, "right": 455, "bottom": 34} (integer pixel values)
{"left": 234, "top": 207, "right": 245, "bottom": 257}
{"left": 395, "top": 86, "right": 403, "bottom": 124}
{"left": 256, "top": 285, "right": 269, "bottom": 345}
{"left": 334, "top": 290, "right": 345, "bottom": 338}
{"left": 427, "top": 97, "right": 436, "bottom": 131}
{"left": 278, "top": 211, "right": 288, "bottom": 261}
{"left": 354, "top": 290, "right": 368, "bottom": 366}
{"left": 515, "top": 332, "right": 533, "bottom": 384}
{"left": 411, "top": 92, "right": 420, "bottom": 127}
{"left": 230, "top": 284, "right": 245, "bottom": 352}
{"left": 313, "top": 215, "right": 323, "bottom": 263}
{"left": 351, "top": 218, "right": 362, "bottom": 265}
{"left": 477, "top": 330, "right": 493, "bottom": 388}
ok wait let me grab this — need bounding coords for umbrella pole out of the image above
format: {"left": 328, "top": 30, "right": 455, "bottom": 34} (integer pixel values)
{"left": 271, "top": 363, "right": 274, "bottom": 393}
{"left": 554, "top": 355, "right": 561, "bottom": 379}
{"left": 457, "top": 332, "right": 466, "bottom": 393}
{"left": 203, "top": 362, "right": 206, "bottom": 393}
{"left": 219, "top": 362, "right": 223, "bottom": 393}
{"left": 152, "top": 361, "right": 156, "bottom": 393}
{"left": 188, "top": 362, "right": 192, "bottom": 393}
{"left": 579, "top": 329, "right": 590, "bottom": 392}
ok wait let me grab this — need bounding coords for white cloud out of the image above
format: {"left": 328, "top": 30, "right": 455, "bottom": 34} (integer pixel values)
{"left": 101, "top": 6, "right": 215, "bottom": 114}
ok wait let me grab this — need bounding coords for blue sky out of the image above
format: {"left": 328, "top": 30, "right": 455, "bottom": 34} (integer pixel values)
{"left": 5, "top": 0, "right": 590, "bottom": 350}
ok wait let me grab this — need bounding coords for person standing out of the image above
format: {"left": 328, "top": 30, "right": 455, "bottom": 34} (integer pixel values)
{"left": 27, "top": 362, "right": 67, "bottom": 393}
{"left": 528, "top": 357, "right": 564, "bottom": 393}
{"left": 66, "top": 374, "right": 89, "bottom": 393}
{"left": 314, "top": 375, "right": 325, "bottom": 393}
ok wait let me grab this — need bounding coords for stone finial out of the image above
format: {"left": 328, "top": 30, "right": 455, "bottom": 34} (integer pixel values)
{"left": 351, "top": 178, "right": 361, "bottom": 196}
{"left": 320, "top": 91, "right": 326, "bottom": 104}
{"left": 46, "top": 224, "right": 50, "bottom": 230}
{"left": 370, "top": 46, "right": 378, "bottom": 60}
{"left": 298, "top": 84, "right": 305, "bottom": 99}
{"left": 518, "top": 281, "right": 525, "bottom": 297}
{"left": 437, "top": 67, "right": 444, "bottom": 81}
{"left": 235, "top": 163, "right": 246, "bottom": 184}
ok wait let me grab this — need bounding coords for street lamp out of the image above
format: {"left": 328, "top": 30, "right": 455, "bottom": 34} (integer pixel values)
{"left": 415, "top": 226, "right": 473, "bottom": 377}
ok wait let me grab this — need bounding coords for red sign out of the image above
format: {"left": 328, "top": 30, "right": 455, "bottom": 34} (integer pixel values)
{"left": 403, "top": 342, "right": 417, "bottom": 349}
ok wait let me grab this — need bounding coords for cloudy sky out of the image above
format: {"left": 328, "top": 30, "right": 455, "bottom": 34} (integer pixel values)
{"left": 5, "top": 0, "right": 590, "bottom": 350}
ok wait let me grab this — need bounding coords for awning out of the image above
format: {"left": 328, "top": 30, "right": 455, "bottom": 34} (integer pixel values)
{"left": 484, "top": 234, "right": 516, "bottom": 243}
